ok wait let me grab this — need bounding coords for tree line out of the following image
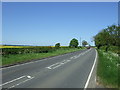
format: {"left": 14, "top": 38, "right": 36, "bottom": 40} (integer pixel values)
{"left": 94, "top": 25, "right": 120, "bottom": 52}
{"left": 55, "top": 38, "right": 88, "bottom": 48}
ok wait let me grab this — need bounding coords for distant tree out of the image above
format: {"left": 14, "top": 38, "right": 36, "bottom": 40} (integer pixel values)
{"left": 55, "top": 43, "right": 60, "bottom": 48}
{"left": 82, "top": 40, "right": 88, "bottom": 47}
{"left": 69, "top": 38, "right": 79, "bottom": 48}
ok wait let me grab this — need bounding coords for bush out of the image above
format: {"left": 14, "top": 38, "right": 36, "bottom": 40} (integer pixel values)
{"left": 108, "top": 46, "right": 119, "bottom": 54}
{"left": 100, "top": 46, "right": 119, "bottom": 55}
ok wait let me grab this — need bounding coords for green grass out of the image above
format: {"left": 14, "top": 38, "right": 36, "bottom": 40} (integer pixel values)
{"left": 97, "top": 50, "right": 119, "bottom": 88}
{"left": 2, "top": 48, "right": 82, "bottom": 66}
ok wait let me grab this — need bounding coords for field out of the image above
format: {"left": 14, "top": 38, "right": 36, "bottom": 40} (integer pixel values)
{"left": 0, "top": 45, "right": 69, "bottom": 48}
{"left": 1, "top": 45, "right": 83, "bottom": 66}
{"left": 97, "top": 50, "right": 119, "bottom": 88}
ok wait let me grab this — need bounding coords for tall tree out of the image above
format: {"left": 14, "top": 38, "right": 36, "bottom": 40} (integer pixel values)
{"left": 94, "top": 25, "right": 120, "bottom": 52}
{"left": 69, "top": 38, "right": 79, "bottom": 48}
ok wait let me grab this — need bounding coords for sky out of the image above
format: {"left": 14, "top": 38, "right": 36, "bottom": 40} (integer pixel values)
{"left": 2, "top": 2, "right": 118, "bottom": 46}
{"left": 118, "top": 1, "right": 120, "bottom": 25}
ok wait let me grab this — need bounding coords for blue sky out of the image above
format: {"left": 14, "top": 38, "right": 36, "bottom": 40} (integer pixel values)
{"left": 2, "top": 2, "right": 118, "bottom": 46}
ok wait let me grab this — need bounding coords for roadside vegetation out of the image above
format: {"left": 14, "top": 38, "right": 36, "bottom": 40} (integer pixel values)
{"left": 2, "top": 47, "right": 82, "bottom": 66}
{"left": 94, "top": 25, "right": 120, "bottom": 88}
{"left": 97, "top": 50, "right": 119, "bottom": 88}
{"left": 94, "top": 25, "right": 120, "bottom": 54}
{"left": 1, "top": 38, "right": 88, "bottom": 66}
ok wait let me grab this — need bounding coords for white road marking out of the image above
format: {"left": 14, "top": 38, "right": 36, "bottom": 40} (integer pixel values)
{"left": 46, "top": 49, "right": 93, "bottom": 83}
{"left": 70, "top": 57, "right": 74, "bottom": 59}
{"left": 52, "top": 64, "right": 62, "bottom": 69}
{"left": 1, "top": 75, "right": 34, "bottom": 88}
{"left": 61, "top": 60, "right": 71, "bottom": 64}
{"left": 47, "top": 62, "right": 60, "bottom": 68}
{"left": 1, "top": 75, "right": 34, "bottom": 89}
{"left": 27, "top": 75, "right": 32, "bottom": 79}
{"left": 0, "top": 76, "right": 26, "bottom": 86}
{"left": 46, "top": 62, "right": 61, "bottom": 69}
{"left": 46, "top": 60, "right": 71, "bottom": 70}
{"left": 46, "top": 67, "right": 52, "bottom": 69}
{"left": 84, "top": 49, "right": 98, "bottom": 89}
{"left": 70, "top": 55, "right": 80, "bottom": 59}
{"left": 8, "top": 76, "right": 34, "bottom": 89}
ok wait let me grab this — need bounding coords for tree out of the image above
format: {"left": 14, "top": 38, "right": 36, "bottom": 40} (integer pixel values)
{"left": 82, "top": 40, "right": 88, "bottom": 47}
{"left": 55, "top": 43, "right": 60, "bottom": 48}
{"left": 69, "top": 38, "right": 79, "bottom": 48}
{"left": 94, "top": 25, "right": 120, "bottom": 52}
{"left": 94, "top": 29, "right": 111, "bottom": 51}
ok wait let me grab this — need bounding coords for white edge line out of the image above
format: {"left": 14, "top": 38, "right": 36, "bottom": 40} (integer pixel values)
{"left": 84, "top": 49, "right": 98, "bottom": 89}
{"left": 0, "top": 76, "right": 26, "bottom": 86}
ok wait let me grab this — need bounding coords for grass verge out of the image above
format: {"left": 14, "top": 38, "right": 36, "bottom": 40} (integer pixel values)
{"left": 2, "top": 48, "right": 82, "bottom": 66}
{"left": 97, "top": 50, "right": 119, "bottom": 88}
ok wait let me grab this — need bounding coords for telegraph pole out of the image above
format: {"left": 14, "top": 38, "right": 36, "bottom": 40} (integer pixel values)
{"left": 80, "top": 37, "right": 81, "bottom": 46}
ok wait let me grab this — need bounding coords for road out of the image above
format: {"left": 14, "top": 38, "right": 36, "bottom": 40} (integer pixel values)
{"left": 1, "top": 48, "right": 97, "bottom": 89}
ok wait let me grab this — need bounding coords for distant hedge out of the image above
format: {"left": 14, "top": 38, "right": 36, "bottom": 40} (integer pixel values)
{"left": 2, "top": 46, "right": 55, "bottom": 56}
{"left": 1, "top": 46, "right": 82, "bottom": 57}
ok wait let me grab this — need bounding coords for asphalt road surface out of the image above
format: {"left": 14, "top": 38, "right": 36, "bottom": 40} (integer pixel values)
{"left": 1, "top": 48, "right": 97, "bottom": 89}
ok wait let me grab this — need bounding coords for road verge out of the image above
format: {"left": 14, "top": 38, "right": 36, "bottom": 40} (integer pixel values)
{"left": 96, "top": 50, "right": 119, "bottom": 88}
{"left": 2, "top": 48, "right": 84, "bottom": 68}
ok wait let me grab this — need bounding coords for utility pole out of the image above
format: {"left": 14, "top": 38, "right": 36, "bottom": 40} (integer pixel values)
{"left": 80, "top": 37, "right": 81, "bottom": 46}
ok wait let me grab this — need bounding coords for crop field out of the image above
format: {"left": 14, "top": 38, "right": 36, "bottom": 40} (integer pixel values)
{"left": 1, "top": 45, "right": 83, "bottom": 66}
{"left": 0, "top": 45, "right": 69, "bottom": 48}
{"left": 0, "top": 45, "right": 53, "bottom": 48}
{"left": 0, "top": 45, "right": 25, "bottom": 48}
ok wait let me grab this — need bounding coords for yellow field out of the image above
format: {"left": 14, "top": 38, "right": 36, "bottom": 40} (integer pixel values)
{"left": 0, "top": 45, "right": 69, "bottom": 48}
{"left": 0, "top": 45, "right": 23, "bottom": 48}
{"left": 51, "top": 46, "right": 68, "bottom": 48}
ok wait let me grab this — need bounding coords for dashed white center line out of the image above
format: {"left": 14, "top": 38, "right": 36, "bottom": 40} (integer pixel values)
{"left": 8, "top": 76, "right": 34, "bottom": 89}
{"left": 46, "top": 49, "right": 92, "bottom": 70}
{"left": 46, "top": 60, "right": 71, "bottom": 70}
{"left": 0, "top": 76, "right": 26, "bottom": 86}
{"left": 1, "top": 75, "right": 34, "bottom": 89}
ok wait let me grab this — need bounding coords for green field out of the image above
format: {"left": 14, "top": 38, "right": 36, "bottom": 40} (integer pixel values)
{"left": 97, "top": 50, "right": 119, "bottom": 88}
{"left": 2, "top": 47, "right": 83, "bottom": 66}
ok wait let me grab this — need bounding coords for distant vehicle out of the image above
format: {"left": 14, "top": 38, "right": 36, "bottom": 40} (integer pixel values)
{"left": 87, "top": 47, "right": 90, "bottom": 49}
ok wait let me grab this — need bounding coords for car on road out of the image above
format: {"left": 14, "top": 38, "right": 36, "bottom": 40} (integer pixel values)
{"left": 87, "top": 47, "right": 90, "bottom": 49}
